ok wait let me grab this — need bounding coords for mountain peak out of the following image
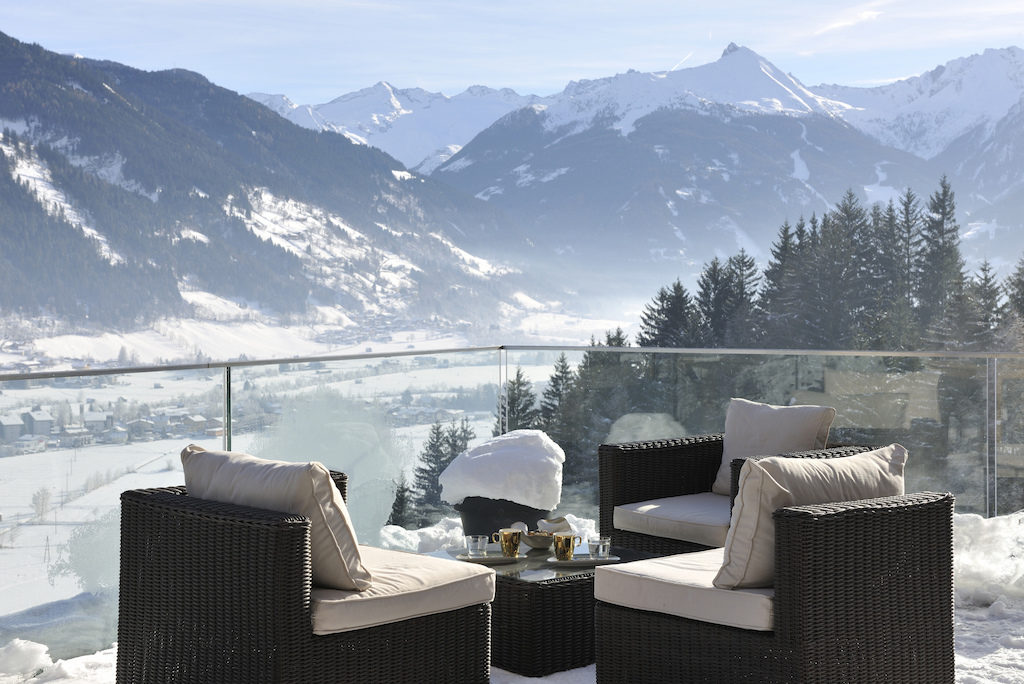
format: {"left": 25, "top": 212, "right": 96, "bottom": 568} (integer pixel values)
{"left": 722, "top": 42, "right": 742, "bottom": 58}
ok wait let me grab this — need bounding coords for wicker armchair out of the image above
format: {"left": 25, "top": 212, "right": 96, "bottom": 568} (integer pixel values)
{"left": 595, "top": 491, "right": 955, "bottom": 683}
{"left": 598, "top": 434, "right": 873, "bottom": 554}
{"left": 116, "top": 473, "right": 491, "bottom": 684}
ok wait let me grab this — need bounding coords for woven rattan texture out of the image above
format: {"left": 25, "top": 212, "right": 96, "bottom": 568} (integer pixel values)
{"left": 598, "top": 434, "right": 723, "bottom": 554}
{"left": 116, "top": 471, "right": 491, "bottom": 683}
{"left": 493, "top": 573, "right": 596, "bottom": 677}
{"left": 595, "top": 491, "right": 955, "bottom": 683}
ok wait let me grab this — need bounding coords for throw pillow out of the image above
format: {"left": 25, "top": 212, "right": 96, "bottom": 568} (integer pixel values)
{"left": 711, "top": 398, "right": 836, "bottom": 495}
{"left": 181, "top": 444, "right": 373, "bottom": 591}
{"left": 713, "top": 443, "right": 908, "bottom": 589}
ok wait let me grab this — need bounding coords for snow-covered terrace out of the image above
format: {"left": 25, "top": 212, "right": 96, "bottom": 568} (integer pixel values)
{"left": 1, "top": 345, "right": 1023, "bottom": 682}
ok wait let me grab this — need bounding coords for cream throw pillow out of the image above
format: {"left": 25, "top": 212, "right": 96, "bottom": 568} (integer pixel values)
{"left": 181, "top": 444, "right": 373, "bottom": 592}
{"left": 713, "top": 443, "right": 908, "bottom": 589}
{"left": 711, "top": 398, "right": 836, "bottom": 495}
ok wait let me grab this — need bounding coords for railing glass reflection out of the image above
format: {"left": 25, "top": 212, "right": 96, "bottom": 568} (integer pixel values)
{"left": 0, "top": 345, "right": 1020, "bottom": 661}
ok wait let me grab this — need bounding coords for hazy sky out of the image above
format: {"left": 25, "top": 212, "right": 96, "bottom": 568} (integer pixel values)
{"left": 4, "top": 1, "right": 1024, "bottom": 104}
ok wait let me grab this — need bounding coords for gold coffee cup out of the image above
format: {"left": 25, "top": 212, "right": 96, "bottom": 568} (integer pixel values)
{"left": 491, "top": 528, "right": 522, "bottom": 557}
{"left": 553, "top": 533, "right": 582, "bottom": 561}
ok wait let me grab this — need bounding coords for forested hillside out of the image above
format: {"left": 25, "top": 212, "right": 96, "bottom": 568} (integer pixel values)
{"left": 631, "top": 177, "right": 1015, "bottom": 353}
{"left": 0, "top": 32, "right": 524, "bottom": 334}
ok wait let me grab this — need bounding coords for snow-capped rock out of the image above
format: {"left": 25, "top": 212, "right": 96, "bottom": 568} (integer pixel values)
{"left": 248, "top": 82, "right": 539, "bottom": 170}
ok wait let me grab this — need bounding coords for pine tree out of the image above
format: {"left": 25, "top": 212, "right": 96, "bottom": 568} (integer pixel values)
{"left": 890, "top": 189, "right": 923, "bottom": 349}
{"left": 916, "top": 176, "right": 965, "bottom": 339}
{"left": 862, "top": 200, "right": 905, "bottom": 350}
{"left": 636, "top": 279, "right": 698, "bottom": 348}
{"left": 559, "top": 330, "right": 635, "bottom": 485}
{"left": 493, "top": 365, "right": 540, "bottom": 436}
{"left": 967, "top": 260, "right": 1004, "bottom": 350}
{"left": 386, "top": 474, "right": 415, "bottom": 528}
{"left": 696, "top": 257, "right": 733, "bottom": 347}
{"left": 410, "top": 419, "right": 476, "bottom": 524}
{"left": 412, "top": 422, "right": 449, "bottom": 509}
{"left": 724, "top": 249, "right": 760, "bottom": 347}
{"left": 804, "top": 208, "right": 859, "bottom": 348}
{"left": 446, "top": 417, "right": 476, "bottom": 461}
{"left": 760, "top": 220, "right": 797, "bottom": 344}
{"left": 540, "top": 353, "right": 574, "bottom": 429}
{"left": 1004, "top": 256, "right": 1024, "bottom": 322}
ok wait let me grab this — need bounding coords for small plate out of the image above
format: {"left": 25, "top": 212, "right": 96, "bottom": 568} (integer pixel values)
{"left": 546, "top": 554, "right": 620, "bottom": 567}
{"left": 456, "top": 553, "right": 528, "bottom": 565}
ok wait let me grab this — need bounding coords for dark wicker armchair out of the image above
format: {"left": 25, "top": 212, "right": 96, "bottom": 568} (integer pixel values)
{"left": 116, "top": 472, "right": 491, "bottom": 683}
{"left": 595, "top": 491, "right": 955, "bottom": 683}
{"left": 598, "top": 434, "right": 873, "bottom": 554}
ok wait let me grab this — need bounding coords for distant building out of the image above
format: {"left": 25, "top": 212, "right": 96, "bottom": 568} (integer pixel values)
{"left": 60, "top": 425, "right": 93, "bottom": 447}
{"left": 0, "top": 415, "right": 23, "bottom": 443}
{"left": 14, "top": 434, "right": 47, "bottom": 454}
{"left": 21, "top": 410, "right": 53, "bottom": 437}
{"left": 101, "top": 426, "right": 129, "bottom": 444}
{"left": 83, "top": 411, "right": 112, "bottom": 433}
{"left": 126, "top": 418, "right": 156, "bottom": 440}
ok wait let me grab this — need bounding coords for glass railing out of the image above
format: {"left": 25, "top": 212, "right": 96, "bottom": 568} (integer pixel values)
{"left": 0, "top": 344, "right": 1018, "bottom": 661}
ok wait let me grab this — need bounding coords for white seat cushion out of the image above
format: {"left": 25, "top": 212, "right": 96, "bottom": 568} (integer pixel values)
{"left": 613, "top": 492, "right": 731, "bottom": 548}
{"left": 595, "top": 548, "right": 774, "bottom": 631}
{"left": 181, "top": 444, "right": 373, "bottom": 591}
{"left": 310, "top": 546, "right": 495, "bottom": 635}
{"left": 712, "top": 398, "right": 836, "bottom": 495}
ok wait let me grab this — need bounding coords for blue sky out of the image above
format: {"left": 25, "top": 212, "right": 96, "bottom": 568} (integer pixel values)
{"left": 4, "top": 1, "right": 1024, "bottom": 103}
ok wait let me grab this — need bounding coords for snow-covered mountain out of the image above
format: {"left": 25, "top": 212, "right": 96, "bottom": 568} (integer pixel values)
{"left": 257, "top": 45, "right": 1024, "bottom": 285}
{"left": 426, "top": 44, "right": 940, "bottom": 293}
{"left": 0, "top": 31, "right": 566, "bottom": 355}
{"left": 820, "top": 47, "right": 1024, "bottom": 228}
{"left": 7, "top": 31, "right": 1024, "bottom": 364}
{"left": 535, "top": 43, "right": 849, "bottom": 135}
{"left": 816, "top": 47, "right": 1024, "bottom": 160}
{"left": 248, "top": 83, "right": 539, "bottom": 172}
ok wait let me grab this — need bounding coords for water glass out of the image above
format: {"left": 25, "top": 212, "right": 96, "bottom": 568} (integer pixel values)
{"left": 465, "top": 534, "right": 488, "bottom": 557}
{"left": 589, "top": 536, "right": 611, "bottom": 558}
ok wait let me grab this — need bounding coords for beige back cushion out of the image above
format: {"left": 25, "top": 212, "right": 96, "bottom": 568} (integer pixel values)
{"left": 713, "top": 443, "right": 907, "bottom": 589}
{"left": 711, "top": 398, "right": 836, "bottom": 495}
{"left": 181, "top": 444, "right": 373, "bottom": 591}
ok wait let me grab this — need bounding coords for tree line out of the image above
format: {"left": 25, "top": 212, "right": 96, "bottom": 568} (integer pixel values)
{"left": 638, "top": 176, "right": 1021, "bottom": 353}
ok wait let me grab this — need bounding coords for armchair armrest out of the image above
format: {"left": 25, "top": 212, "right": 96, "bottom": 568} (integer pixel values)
{"left": 598, "top": 434, "right": 723, "bottom": 536}
{"left": 117, "top": 469, "right": 349, "bottom": 683}
{"left": 772, "top": 491, "right": 955, "bottom": 682}
{"left": 118, "top": 488, "right": 315, "bottom": 681}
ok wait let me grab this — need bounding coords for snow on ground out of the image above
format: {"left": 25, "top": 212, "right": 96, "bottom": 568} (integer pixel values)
{"left": 25, "top": 320, "right": 474, "bottom": 371}
{"left": 509, "top": 310, "right": 638, "bottom": 345}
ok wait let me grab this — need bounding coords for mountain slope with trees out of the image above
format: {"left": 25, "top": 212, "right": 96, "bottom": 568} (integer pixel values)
{"left": 0, "top": 31, "right": 538, "bottom": 335}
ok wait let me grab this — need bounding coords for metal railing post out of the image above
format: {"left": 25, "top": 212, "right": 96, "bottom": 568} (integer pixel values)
{"left": 988, "top": 357, "right": 998, "bottom": 516}
{"left": 224, "top": 365, "right": 232, "bottom": 451}
{"left": 499, "top": 347, "right": 508, "bottom": 435}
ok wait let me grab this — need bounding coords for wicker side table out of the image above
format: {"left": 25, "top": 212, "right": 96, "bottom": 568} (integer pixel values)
{"left": 489, "top": 547, "right": 653, "bottom": 677}
{"left": 493, "top": 571, "right": 595, "bottom": 676}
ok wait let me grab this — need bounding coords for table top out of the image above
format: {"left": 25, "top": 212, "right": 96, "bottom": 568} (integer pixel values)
{"left": 448, "top": 544, "right": 648, "bottom": 584}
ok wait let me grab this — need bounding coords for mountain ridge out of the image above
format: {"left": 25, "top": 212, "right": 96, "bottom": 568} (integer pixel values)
{"left": 265, "top": 42, "right": 1023, "bottom": 183}
{"left": 0, "top": 31, "right": 547, "bottom": 341}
